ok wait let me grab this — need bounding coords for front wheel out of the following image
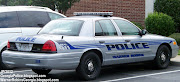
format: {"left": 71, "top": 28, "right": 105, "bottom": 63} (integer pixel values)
{"left": 154, "top": 45, "right": 171, "bottom": 69}
{"left": 32, "top": 69, "right": 51, "bottom": 75}
{"left": 76, "top": 52, "right": 101, "bottom": 80}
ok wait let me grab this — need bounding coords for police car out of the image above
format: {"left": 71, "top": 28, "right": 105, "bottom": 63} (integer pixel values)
{"left": 2, "top": 12, "right": 179, "bottom": 80}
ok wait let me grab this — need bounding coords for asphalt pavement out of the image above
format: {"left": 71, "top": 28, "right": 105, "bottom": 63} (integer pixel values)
{"left": 1, "top": 56, "right": 180, "bottom": 82}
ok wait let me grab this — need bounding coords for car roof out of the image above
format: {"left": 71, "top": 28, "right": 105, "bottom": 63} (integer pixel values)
{"left": 0, "top": 6, "right": 66, "bottom": 17}
{"left": 0, "top": 6, "right": 53, "bottom": 12}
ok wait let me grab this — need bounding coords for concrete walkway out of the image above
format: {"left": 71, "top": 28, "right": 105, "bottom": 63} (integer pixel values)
{"left": 171, "top": 55, "right": 180, "bottom": 62}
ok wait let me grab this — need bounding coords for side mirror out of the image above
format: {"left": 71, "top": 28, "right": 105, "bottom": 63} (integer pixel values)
{"left": 140, "top": 29, "right": 147, "bottom": 36}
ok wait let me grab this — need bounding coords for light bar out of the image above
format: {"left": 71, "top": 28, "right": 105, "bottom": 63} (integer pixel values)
{"left": 73, "top": 12, "right": 113, "bottom": 16}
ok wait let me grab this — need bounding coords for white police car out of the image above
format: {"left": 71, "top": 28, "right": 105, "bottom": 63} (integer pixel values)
{"left": 2, "top": 12, "right": 179, "bottom": 80}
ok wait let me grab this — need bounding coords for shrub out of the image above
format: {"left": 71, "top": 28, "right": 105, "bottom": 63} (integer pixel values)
{"left": 145, "top": 12, "right": 175, "bottom": 36}
{"left": 169, "top": 33, "right": 180, "bottom": 46}
{"left": 132, "top": 22, "right": 144, "bottom": 30}
{"left": 154, "top": 0, "right": 180, "bottom": 32}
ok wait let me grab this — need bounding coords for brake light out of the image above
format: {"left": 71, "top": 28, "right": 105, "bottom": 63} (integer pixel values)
{"left": 41, "top": 40, "right": 56, "bottom": 52}
{"left": 7, "top": 41, "right": 10, "bottom": 49}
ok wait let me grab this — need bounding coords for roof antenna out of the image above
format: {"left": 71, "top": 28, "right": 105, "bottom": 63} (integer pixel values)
{"left": 61, "top": 36, "right": 64, "bottom": 39}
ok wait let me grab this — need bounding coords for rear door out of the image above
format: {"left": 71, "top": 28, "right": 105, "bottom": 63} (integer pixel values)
{"left": 94, "top": 19, "right": 127, "bottom": 65}
{"left": 0, "top": 12, "right": 22, "bottom": 47}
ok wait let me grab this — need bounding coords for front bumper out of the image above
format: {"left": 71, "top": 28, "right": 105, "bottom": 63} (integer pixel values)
{"left": 2, "top": 50, "right": 82, "bottom": 70}
{"left": 171, "top": 45, "right": 179, "bottom": 58}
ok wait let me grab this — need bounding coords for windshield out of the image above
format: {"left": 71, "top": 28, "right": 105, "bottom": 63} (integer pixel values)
{"left": 38, "top": 20, "right": 84, "bottom": 36}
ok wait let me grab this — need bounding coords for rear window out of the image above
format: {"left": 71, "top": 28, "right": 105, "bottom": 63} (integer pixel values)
{"left": 38, "top": 20, "right": 84, "bottom": 36}
{"left": 17, "top": 11, "right": 50, "bottom": 27}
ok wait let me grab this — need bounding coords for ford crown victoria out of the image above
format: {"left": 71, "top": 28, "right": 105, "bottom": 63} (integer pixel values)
{"left": 2, "top": 12, "right": 179, "bottom": 80}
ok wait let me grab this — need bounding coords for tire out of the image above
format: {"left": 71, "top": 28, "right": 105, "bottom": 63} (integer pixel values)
{"left": 0, "top": 47, "right": 7, "bottom": 70}
{"left": 32, "top": 69, "right": 51, "bottom": 75}
{"left": 154, "top": 45, "right": 171, "bottom": 69}
{"left": 76, "top": 52, "right": 101, "bottom": 80}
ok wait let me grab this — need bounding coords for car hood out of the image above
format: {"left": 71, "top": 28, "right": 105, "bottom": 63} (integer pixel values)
{"left": 146, "top": 34, "right": 175, "bottom": 41}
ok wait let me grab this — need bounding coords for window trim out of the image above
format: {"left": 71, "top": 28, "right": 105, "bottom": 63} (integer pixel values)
{"left": 94, "top": 19, "right": 118, "bottom": 37}
{"left": 113, "top": 19, "right": 141, "bottom": 36}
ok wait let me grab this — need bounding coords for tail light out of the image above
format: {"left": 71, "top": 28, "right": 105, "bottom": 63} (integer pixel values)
{"left": 7, "top": 41, "right": 10, "bottom": 49}
{"left": 41, "top": 40, "right": 56, "bottom": 52}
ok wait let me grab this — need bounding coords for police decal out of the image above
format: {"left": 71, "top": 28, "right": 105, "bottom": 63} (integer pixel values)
{"left": 16, "top": 37, "right": 36, "bottom": 42}
{"left": 106, "top": 43, "right": 149, "bottom": 50}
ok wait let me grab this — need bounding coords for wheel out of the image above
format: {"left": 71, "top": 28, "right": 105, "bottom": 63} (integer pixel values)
{"left": 32, "top": 69, "right": 51, "bottom": 75}
{"left": 0, "top": 47, "right": 8, "bottom": 70}
{"left": 154, "top": 45, "right": 171, "bottom": 69}
{"left": 76, "top": 52, "right": 101, "bottom": 80}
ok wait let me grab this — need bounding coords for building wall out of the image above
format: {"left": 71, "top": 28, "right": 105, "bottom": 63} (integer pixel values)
{"left": 145, "top": 0, "right": 155, "bottom": 18}
{"left": 66, "top": 0, "right": 145, "bottom": 25}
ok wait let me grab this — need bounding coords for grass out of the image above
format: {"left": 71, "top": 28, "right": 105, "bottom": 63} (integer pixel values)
{"left": 178, "top": 50, "right": 180, "bottom": 55}
{"left": 169, "top": 33, "right": 180, "bottom": 45}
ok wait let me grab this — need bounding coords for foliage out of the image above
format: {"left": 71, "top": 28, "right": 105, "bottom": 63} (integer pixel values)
{"left": 0, "top": 0, "right": 80, "bottom": 14}
{"left": 132, "top": 22, "right": 144, "bottom": 30}
{"left": 169, "top": 33, "right": 180, "bottom": 46}
{"left": 145, "top": 12, "right": 175, "bottom": 36}
{"left": 154, "top": 0, "right": 180, "bottom": 32}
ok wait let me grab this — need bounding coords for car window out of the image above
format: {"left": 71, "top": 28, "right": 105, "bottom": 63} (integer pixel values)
{"left": 95, "top": 22, "right": 103, "bottom": 36}
{"left": 97, "top": 20, "right": 117, "bottom": 36}
{"left": 38, "top": 20, "right": 84, "bottom": 36}
{"left": 0, "top": 12, "right": 7, "bottom": 28}
{"left": 17, "top": 11, "right": 50, "bottom": 27}
{"left": 0, "top": 12, "right": 19, "bottom": 28}
{"left": 48, "top": 12, "right": 64, "bottom": 20}
{"left": 114, "top": 19, "right": 140, "bottom": 35}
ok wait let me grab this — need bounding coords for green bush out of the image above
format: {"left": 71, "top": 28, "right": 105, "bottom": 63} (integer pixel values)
{"left": 132, "top": 22, "right": 144, "bottom": 30}
{"left": 145, "top": 12, "right": 175, "bottom": 36}
{"left": 169, "top": 33, "right": 180, "bottom": 46}
{"left": 154, "top": 0, "right": 180, "bottom": 32}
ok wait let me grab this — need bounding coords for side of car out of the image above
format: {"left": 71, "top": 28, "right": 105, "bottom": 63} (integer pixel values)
{"left": 0, "top": 6, "right": 66, "bottom": 70}
{"left": 58, "top": 17, "right": 178, "bottom": 80}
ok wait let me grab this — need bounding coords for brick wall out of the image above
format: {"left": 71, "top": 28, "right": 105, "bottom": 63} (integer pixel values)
{"left": 66, "top": 0, "right": 145, "bottom": 25}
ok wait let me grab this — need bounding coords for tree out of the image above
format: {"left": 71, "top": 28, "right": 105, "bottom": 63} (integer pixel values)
{"left": 0, "top": 0, "right": 80, "bottom": 14}
{"left": 31, "top": 0, "right": 80, "bottom": 14}
{"left": 154, "top": 0, "right": 180, "bottom": 32}
{"left": 56, "top": 0, "right": 80, "bottom": 14}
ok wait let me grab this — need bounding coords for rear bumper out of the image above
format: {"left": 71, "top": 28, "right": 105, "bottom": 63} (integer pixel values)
{"left": 2, "top": 50, "right": 82, "bottom": 70}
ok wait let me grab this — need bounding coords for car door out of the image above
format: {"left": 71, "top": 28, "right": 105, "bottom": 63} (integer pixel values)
{"left": 94, "top": 19, "right": 128, "bottom": 65}
{"left": 0, "top": 12, "right": 22, "bottom": 48}
{"left": 113, "top": 19, "right": 154, "bottom": 62}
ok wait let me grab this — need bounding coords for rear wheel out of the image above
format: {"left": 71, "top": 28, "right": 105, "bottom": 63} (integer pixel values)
{"left": 154, "top": 45, "right": 171, "bottom": 69}
{"left": 32, "top": 69, "right": 51, "bottom": 75}
{"left": 76, "top": 52, "right": 101, "bottom": 80}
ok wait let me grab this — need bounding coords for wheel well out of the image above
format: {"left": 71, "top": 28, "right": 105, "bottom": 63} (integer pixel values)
{"left": 82, "top": 49, "right": 103, "bottom": 63}
{"left": 1, "top": 46, "right": 7, "bottom": 53}
{"left": 159, "top": 43, "right": 172, "bottom": 55}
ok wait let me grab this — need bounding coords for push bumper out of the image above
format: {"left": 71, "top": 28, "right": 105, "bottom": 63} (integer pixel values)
{"left": 2, "top": 50, "right": 82, "bottom": 70}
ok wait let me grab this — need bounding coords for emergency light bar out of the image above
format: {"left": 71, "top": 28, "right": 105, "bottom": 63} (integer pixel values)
{"left": 73, "top": 12, "right": 113, "bottom": 17}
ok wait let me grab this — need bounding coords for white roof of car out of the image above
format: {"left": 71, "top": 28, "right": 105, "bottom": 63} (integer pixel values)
{"left": 0, "top": 6, "right": 53, "bottom": 12}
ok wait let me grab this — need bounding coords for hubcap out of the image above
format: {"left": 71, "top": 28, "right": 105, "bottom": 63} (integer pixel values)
{"left": 87, "top": 61, "right": 94, "bottom": 72}
{"left": 161, "top": 52, "right": 166, "bottom": 62}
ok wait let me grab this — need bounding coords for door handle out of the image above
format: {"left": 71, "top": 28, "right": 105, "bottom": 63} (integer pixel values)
{"left": 125, "top": 40, "right": 131, "bottom": 42}
{"left": 99, "top": 41, "right": 105, "bottom": 44}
